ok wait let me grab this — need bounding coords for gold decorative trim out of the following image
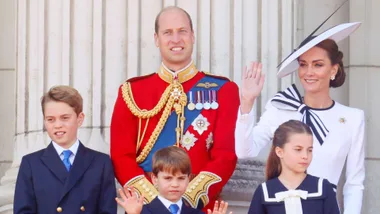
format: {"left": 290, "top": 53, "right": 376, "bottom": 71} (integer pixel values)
{"left": 182, "top": 171, "right": 222, "bottom": 208}
{"left": 126, "top": 175, "right": 158, "bottom": 204}
{"left": 121, "top": 80, "right": 188, "bottom": 163}
{"left": 121, "top": 82, "right": 172, "bottom": 119}
{"left": 158, "top": 62, "right": 198, "bottom": 84}
{"left": 196, "top": 82, "right": 218, "bottom": 89}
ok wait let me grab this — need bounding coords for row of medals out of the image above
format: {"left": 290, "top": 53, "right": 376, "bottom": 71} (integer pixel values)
{"left": 187, "top": 90, "right": 219, "bottom": 111}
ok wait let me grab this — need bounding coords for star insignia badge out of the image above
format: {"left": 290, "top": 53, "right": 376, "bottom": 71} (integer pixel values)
{"left": 191, "top": 114, "right": 210, "bottom": 135}
{"left": 171, "top": 88, "right": 181, "bottom": 100}
{"left": 181, "top": 131, "right": 198, "bottom": 151}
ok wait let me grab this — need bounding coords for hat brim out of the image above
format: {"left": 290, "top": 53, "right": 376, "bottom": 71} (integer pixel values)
{"left": 277, "top": 22, "right": 361, "bottom": 78}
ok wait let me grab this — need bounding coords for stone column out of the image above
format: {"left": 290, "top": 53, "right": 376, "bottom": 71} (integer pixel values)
{"left": 0, "top": 0, "right": 124, "bottom": 212}
{"left": 0, "top": 0, "right": 16, "bottom": 213}
{"left": 349, "top": 0, "right": 380, "bottom": 213}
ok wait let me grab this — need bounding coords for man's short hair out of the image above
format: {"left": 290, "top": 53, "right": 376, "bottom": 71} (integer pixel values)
{"left": 152, "top": 146, "right": 191, "bottom": 176}
{"left": 41, "top": 85, "right": 83, "bottom": 116}
{"left": 154, "top": 6, "right": 193, "bottom": 34}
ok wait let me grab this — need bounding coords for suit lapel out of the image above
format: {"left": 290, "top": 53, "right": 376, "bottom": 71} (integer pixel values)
{"left": 147, "top": 197, "right": 172, "bottom": 214}
{"left": 59, "top": 142, "right": 95, "bottom": 202}
{"left": 40, "top": 143, "right": 69, "bottom": 184}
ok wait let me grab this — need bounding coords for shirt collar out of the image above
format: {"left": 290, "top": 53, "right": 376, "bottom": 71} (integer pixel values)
{"left": 52, "top": 139, "right": 80, "bottom": 156}
{"left": 157, "top": 195, "right": 182, "bottom": 213}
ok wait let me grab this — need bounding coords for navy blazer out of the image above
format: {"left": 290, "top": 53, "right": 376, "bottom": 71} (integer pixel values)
{"left": 248, "top": 174, "right": 339, "bottom": 214}
{"left": 14, "top": 142, "right": 117, "bottom": 214}
{"left": 141, "top": 197, "right": 204, "bottom": 214}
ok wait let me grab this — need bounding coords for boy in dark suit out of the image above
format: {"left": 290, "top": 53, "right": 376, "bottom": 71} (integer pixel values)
{"left": 116, "top": 146, "right": 230, "bottom": 214}
{"left": 14, "top": 85, "right": 117, "bottom": 214}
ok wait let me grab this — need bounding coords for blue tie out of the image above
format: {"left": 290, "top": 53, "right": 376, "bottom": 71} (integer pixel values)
{"left": 62, "top": 150, "right": 72, "bottom": 172}
{"left": 169, "top": 204, "right": 179, "bottom": 214}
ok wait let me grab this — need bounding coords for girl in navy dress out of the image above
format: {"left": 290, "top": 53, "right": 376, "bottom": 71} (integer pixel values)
{"left": 248, "top": 120, "right": 339, "bottom": 214}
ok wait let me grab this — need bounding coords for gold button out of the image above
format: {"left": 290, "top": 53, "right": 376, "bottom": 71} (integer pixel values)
{"left": 56, "top": 207, "right": 63, "bottom": 213}
{"left": 80, "top": 206, "right": 85, "bottom": 212}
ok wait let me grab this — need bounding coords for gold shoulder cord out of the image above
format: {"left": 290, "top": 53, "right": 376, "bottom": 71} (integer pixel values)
{"left": 121, "top": 80, "right": 187, "bottom": 163}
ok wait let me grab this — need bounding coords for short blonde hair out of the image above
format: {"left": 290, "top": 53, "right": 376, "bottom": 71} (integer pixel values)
{"left": 41, "top": 85, "right": 83, "bottom": 115}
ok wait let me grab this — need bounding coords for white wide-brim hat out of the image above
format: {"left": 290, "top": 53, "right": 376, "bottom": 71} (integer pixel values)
{"left": 277, "top": 22, "right": 361, "bottom": 78}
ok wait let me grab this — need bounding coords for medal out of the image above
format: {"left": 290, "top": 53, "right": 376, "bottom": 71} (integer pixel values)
{"left": 211, "top": 90, "right": 219, "bottom": 109}
{"left": 195, "top": 90, "right": 203, "bottom": 110}
{"left": 203, "top": 90, "right": 211, "bottom": 110}
{"left": 187, "top": 91, "right": 195, "bottom": 111}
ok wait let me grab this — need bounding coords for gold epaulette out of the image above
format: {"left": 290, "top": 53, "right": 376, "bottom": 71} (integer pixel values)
{"left": 126, "top": 175, "right": 158, "bottom": 204}
{"left": 202, "top": 71, "right": 231, "bottom": 81}
{"left": 182, "top": 171, "right": 222, "bottom": 208}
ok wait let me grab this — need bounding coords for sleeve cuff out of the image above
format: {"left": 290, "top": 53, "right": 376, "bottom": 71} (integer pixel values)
{"left": 125, "top": 175, "right": 158, "bottom": 204}
{"left": 238, "top": 105, "right": 255, "bottom": 124}
{"left": 182, "top": 171, "right": 222, "bottom": 208}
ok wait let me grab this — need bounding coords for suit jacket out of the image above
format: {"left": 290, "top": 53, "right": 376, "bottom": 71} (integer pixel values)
{"left": 141, "top": 197, "right": 204, "bottom": 214}
{"left": 14, "top": 142, "right": 117, "bottom": 214}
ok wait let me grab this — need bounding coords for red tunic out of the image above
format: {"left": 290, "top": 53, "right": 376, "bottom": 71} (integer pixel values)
{"left": 111, "top": 67, "right": 239, "bottom": 209}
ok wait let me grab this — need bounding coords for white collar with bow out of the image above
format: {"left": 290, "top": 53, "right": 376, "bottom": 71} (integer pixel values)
{"left": 275, "top": 189, "right": 308, "bottom": 214}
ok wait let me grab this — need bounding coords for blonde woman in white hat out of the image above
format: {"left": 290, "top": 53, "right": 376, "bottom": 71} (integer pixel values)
{"left": 235, "top": 21, "right": 365, "bottom": 214}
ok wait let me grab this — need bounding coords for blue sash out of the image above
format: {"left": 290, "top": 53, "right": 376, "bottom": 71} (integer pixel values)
{"left": 139, "top": 75, "right": 228, "bottom": 172}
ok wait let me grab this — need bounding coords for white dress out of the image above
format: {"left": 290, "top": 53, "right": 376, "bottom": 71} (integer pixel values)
{"left": 235, "top": 84, "right": 365, "bottom": 214}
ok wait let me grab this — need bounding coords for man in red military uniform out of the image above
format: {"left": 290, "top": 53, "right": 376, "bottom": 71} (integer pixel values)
{"left": 110, "top": 6, "right": 239, "bottom": 210}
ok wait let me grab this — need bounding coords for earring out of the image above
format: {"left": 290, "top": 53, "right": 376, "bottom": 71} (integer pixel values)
{"left": 330, "top": 76, "right": 335, "bottom": 81}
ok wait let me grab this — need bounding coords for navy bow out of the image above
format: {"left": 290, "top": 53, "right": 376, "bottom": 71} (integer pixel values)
{"left": 271, "top": 84, "right": 329, "bottom": 145}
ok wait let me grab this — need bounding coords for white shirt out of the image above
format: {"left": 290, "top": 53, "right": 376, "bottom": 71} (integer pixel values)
{"left": 157, "top": 195, "right": 182, "bottom": 214}
{"left": 52, "top": 140, "right": 80, "bottom": 165}
{"left": 235, "top": 100, "right": 365, "bottom": 214}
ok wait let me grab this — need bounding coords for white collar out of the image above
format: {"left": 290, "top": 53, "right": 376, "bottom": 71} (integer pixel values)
{"left": 262, "top": 177, "right": 324, "bottom": 203}
{"left": 157, "top": 195, "right": 182, "bottom": 213}
{"left": 52, "top": 139, "right": 80, "bottom": 157}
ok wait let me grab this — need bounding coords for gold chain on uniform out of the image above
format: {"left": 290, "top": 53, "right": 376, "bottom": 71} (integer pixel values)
{"left": 121, "top": 80, "right": 187, "bottom": 163}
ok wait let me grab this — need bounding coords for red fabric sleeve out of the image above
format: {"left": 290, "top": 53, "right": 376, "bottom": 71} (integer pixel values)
{"left": 110, "top": 85, "right": 144, "bottom": 186}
